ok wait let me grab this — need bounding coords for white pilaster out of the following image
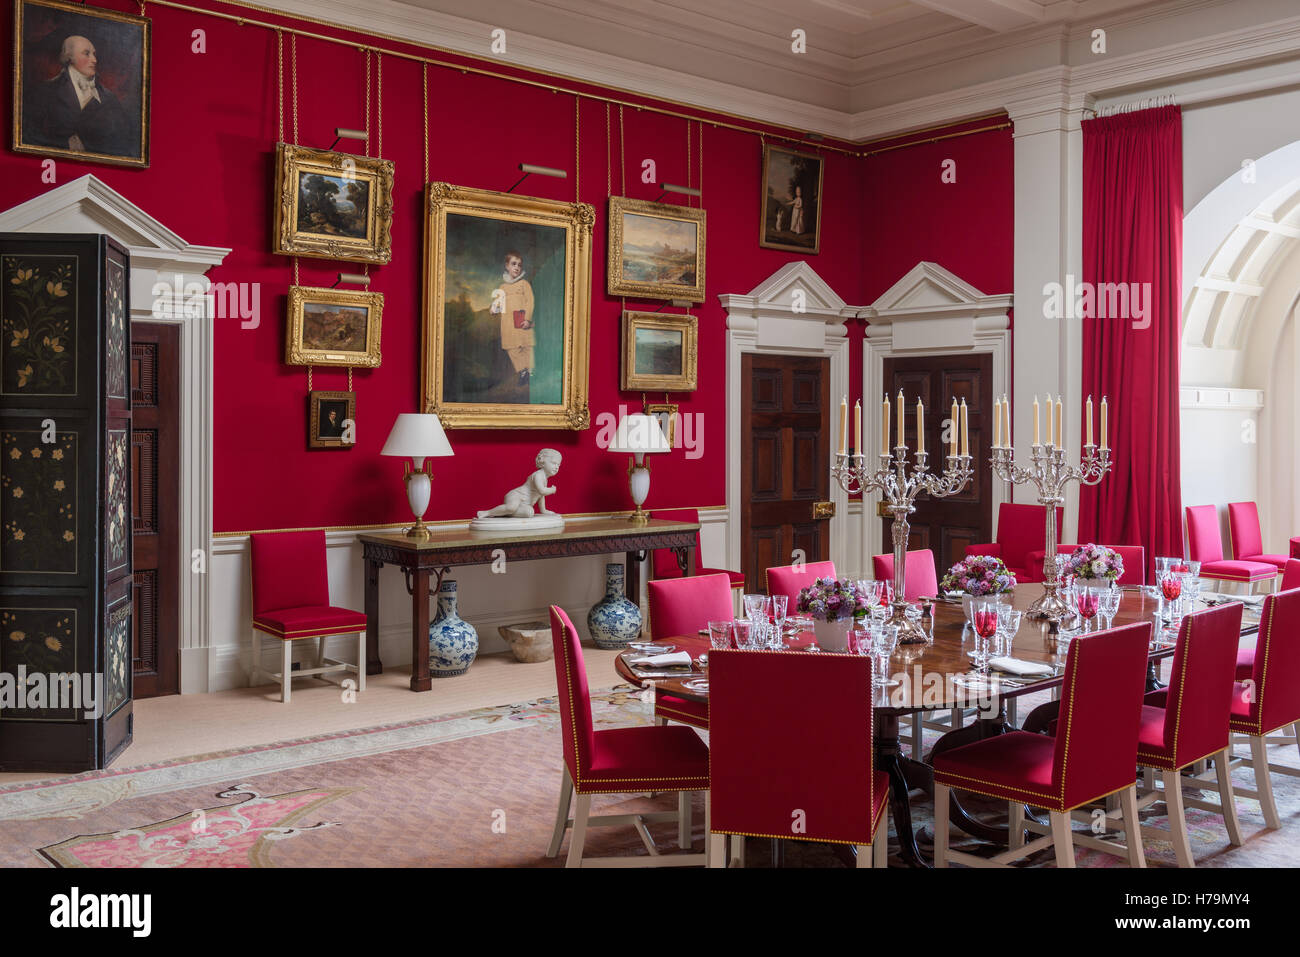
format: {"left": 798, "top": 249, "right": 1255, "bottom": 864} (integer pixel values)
{"left": 1005, "top": 86, "right": 1089, "bottom": 543}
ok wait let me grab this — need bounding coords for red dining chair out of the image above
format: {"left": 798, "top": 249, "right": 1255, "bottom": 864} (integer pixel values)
{"left": 249, "top": 529, "right": 366, "bottom": 703}
{"left": 545, "top": 605, "right": 710, "bottom": 866}
{"left": 1028, "top": 544, "right": 1146, "bottom": 586}
{"left": 1130, "top": 603, "right": 1244, "bottom": 866}
{"left": 1292, "top": 537, "right": 1300, "bottom": 560}
{"left": 1234, "top": 563, "right": 1300, "bottom": 679}
{"left": 1227, "top": 502, "right": 1290, "bottom": 572}
{"left": 765, "top": 560, "right": 837, "bottom": 606}
{"left": 966, "top": 503, "right": 1063, "bottom": 583}
{"left": 1219, "top": 589, "right": 1300, "bottom": 829}
{"left": 646, "top": 574, "right": 732, "bottom": 732}
{"left": 1186, "top": 505, "right": 1276, "bottom": 592}
{"left": 872, "top": 549, "right": 938, "bottom": 602}
{"left": 934, "top": 622, "right": 1151, "bottom": 868}
{"left": 707, "top": 649, "right": 888, "bottom": 868}
{"left": 649, "top": 508, "right": 745, "bottom": 590}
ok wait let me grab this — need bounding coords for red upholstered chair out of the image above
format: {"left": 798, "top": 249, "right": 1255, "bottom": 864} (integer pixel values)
{"left": 650, "top": 508, "right": 745, "bottom": 590}
{"left": 545, "top": 605, "right": 710, "bottom": 866}
{"left": 1186, "top": 505, "right": 1276, "bottom": 591}
{"left": 1223, "top": 589, "right": 1300, "bottom": 829}
{"left": 1028, "top": 544, "right": 1146, "bottom": 586}
{"left": 1132, "top": 603, "right": 1245, "bottom": 866}
{"left": 1292, "top": 537, "right": 1300, "bottom": 559}
{"left": 707, "top": 649, "right": 888, "bottom": 868}
{"left": 966, "top": 503, "right": 1063, "bottom": 583}
{"left": 934, "top": 623, "right": 1151, "bottom": 868}
{"left": 765, "top": 560, "right": 836, "bottom": 606}
{"left": 1234, "top": 562, "right": 1300, "bottom": 679}
{"left": 1227, "top": 502, "right": 1290, "bottom": 572}
{"left": 872, "top": 550, "right": 938, "bottom": 602}
{"left": 646, "top": 573, "right": 732, "bottom": 731}
{"left": 249, "top": 530, "right": 366, "bottom": 703}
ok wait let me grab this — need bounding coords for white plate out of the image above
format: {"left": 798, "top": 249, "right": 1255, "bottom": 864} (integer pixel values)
{"left": 628, "top": 642, "right": 674, "bottom": 654}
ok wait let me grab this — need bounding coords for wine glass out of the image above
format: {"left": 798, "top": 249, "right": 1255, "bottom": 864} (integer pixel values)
{"left": 970, "top": 598, "right": 1000, "bottom": 676}
{"left": 770, "top": 594, "right": 789, "bottom": 648}
{"left": 708, "top": 620, "right": 732, "bottom": 651}
{"left": 996, "top": 605, "right": 1023, "bottom": 658}
{"left": 1074, "top": 585, "right": 1100, "bottom": 634}
{"left": 1159, "top": 573, "right": 1183, "bottom": 628}
{"left": 872, "top": 624, "right": 899, "bottom": 687}
{"left": 730, "top": 619, "right": 752, "bottom": 650}
{"left": 1098, "top": 585, "right": 1121, "bottom": 629}
{"left": 743, "top": 594, "right": 770, "bottom": 623}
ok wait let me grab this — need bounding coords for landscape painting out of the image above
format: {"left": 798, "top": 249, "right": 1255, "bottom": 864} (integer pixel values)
{"left": 607, "top": 198, "right": 705, "bottom": 302}
{"left": 284, "top": 286, "right": 383, "bottom": 367}
{"left": 296, "top": 172, "right": 369, "bottom": 239}
{"left": 621, "top": 311, "right": 697, "bottom": 392}
{"left": 273, "top": 143, "right": 394, "bottom": 264}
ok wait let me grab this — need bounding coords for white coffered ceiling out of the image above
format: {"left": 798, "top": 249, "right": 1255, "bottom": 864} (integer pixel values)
{"left": 263, "top": 0, "right": 1300, "bottom": 140}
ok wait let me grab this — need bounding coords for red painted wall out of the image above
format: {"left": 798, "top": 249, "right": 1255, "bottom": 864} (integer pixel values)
{"left": 1, "top": 2, "right": 1013, "bottom": 534}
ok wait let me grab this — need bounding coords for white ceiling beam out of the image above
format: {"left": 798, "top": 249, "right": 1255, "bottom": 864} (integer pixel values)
{"left": 908, "top": 0, "right": 1045, "bottom": 32}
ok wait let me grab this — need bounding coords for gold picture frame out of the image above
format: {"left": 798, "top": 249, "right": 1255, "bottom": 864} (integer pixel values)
{"left": 607, "top": 197, "right": 705, "bottom": 302}
{"left": 645, "top": 402, "right": 679, "bottom": 449}
{"left": 285, "top": 286, "right": 383, "bottom": 368}
{"left": 12, "top": 0, "right": 151, "bottom": 168}
{"left": 759, "top": 143, "right": 823, "bottom": 254}
{"left": 621, "top": 311, "right": 697, "bottom": 393}
{"left": 273, "top": 143, "right": 395, "bottom": 264}
{"left": 421, "top": 182, "right": 593, "bottom": 430}
{"left": 308, "top": 391, "right": 356, "bottom": 450}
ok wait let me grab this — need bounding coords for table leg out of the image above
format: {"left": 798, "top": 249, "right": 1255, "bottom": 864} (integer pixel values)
{"left": 410, "top": 567, "right": 431, "bottom": 692}
{"left": 685, "top": 544, "right": 696, "bottom": 577}
{"left": 1146, "top": 659, "right": 1165, "bottom": 692}
{"left": 877, "top": 714, "right": 929, "bottom": 868}
{"left": 625, "top": 550, "right": 641, "bottom": 604}
{"left": 928, "top": 711, "right": 1029, "bottom": 845}
{"left": 364, "top": 558, "right": 383, "bottom": 676}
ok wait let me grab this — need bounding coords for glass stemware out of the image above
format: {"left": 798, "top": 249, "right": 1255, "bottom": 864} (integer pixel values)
{"left": 1159, "top": 574, "right": 1184, "bottom": 629}
{"left": 1098, "top": 585, "right": 1121, "bottom": 629}
{"left": 1074, "top": 585, "right": 1100, "bottom": 634}
{"left": 743, "top": 594, "right": 771, "bottom": 623}
{"left": 708, "top": 620, "right": 732, "bottom": 651}
{"left": 770, "top": 594, "right": 789, "bottom": 649}
{"left": 730, "top": 619, "right": 752, "bottom": 650}
{"left": 970, "top": 598, "right": 999, "bottom": 675}
{"left": 996, "top": 605, "right": 1023, "bottom": 657}
{"left": 871, "top": 624, "right": 899, "bottom": 686}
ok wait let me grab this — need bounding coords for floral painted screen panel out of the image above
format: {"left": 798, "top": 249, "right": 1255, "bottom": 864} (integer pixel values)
{"left": 1, "top": 254, "right": 78, "bottom": 397}
{"left": 0, "top": 429, "right": 77, "bottom": 574}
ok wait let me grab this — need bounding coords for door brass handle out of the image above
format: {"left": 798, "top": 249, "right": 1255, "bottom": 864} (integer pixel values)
{"left": 812, "top": 501, "right": 835, "bottom": 520}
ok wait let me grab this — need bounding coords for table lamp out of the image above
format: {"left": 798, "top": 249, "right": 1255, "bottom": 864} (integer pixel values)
{"left": 608, "top": 413, "right": 669, "bottom": 525}
{"left": 381, "top": 413, "right": 454, "bottom": 540}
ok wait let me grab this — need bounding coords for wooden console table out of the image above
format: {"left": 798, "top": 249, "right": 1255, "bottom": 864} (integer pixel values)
{"left": 359, "top": 517, "right": 700, "bottom": 691}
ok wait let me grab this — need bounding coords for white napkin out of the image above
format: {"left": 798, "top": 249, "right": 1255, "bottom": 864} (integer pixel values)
{"left": 631, "top": 651, "right": 692, "bottom": 668}
{"left": 1238, "top": 594, "right": 1265, "bottom": 607}
{"left": 988, "top": 656, "right": 1054, "bottom": 677}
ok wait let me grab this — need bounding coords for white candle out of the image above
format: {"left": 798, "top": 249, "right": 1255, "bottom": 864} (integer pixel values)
{"left": 916, "top": 397, "right": 925, "bottom": 455}
{"left": 838, "top": 396, "right": 846, "bottom": 455}
{"left": 950, "top": 396, "right": 959, "bottom": 457}
{"left": 1101, "top": 396, "right": 1109, "bottom": 451}
{"left": 882, "top": 394, "right": 890, "bottom": 456}
{"left": 1033, "top": 396, "right": 1040, "bottom": 446}
{"left": 897, "top": 390, "right": 905, "bottom": 450}
{"left": 1044, "top": 393, "right": 1053, "bottom": 447}
{"left": 853, "top": 399, "right": 861, "bottom": 456}
{"left": 1085, "top": 395, "right": 1093, "bottom": 447}
{"left": 993, "top": 397, "right": 1002, "bottom": 449}
{"left": 1003, "top": 394, "right": 1011, "bottom": 451}
{"left": 960, "top": 399, "right": 969, "bottom": 457}
{"left": 1055, "top": 396, "right": 1063, "bottom": 451}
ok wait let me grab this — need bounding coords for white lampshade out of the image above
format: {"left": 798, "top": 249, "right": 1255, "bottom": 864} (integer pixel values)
{"left": 608, "top": 413, "right": 669, "bottom": 454}
{"left": 381, "top": 413, "right": 454, "bottom": 459}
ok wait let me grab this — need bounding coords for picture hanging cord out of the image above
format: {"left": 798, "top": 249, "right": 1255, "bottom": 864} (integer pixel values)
{"left": 422, "top": 63, "right": 429, "bottom": 186}
{"left": 307, "top": 364, "right": 312, "bottom": 392}
{"left": 364, "top": 47, "right": 371, "bottom": 156}
{"left": 348, "top": 367, "right": 353, "bottom": 392}
{"left": 276, "top": 30, "right": 283, "bottom": 142}
{"left": 620, "top": 105, "right": 626, "bottom": 197}
{"left": 605, "top": 101, "right": 611, "bottom": 197}
{"left": 291, "top": 32, "right": 299, "bottom": 145}
{"left": 574, "top": 95, "right": 580, "bottom": 204}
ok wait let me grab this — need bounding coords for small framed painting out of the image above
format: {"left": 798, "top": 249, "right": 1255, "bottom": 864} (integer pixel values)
{"left": 759, "top": 143, "right": 822, "bottom": 254}
{"left": 621, "top": 312, "right": 697, "bottom": 393}
{"left": 308, "top": 391, "right": 355, "bottom": 449}
{"left": 285, "top": 286, "right": 382, "bottom": 368}
{"left": 607, "top": 197, "right": 705, "bottom": 302}
{"left": 273, "top": 143, "right": 395, "bottom": 264}
{"left": 12, "top": 0, "right": 151, "bottom": 168}
{"left": 645, "top": 402, "right": 679, "bottom": 449}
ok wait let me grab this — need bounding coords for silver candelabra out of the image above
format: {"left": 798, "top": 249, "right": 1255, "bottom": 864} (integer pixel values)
{"left": 833, "top": 447, "right": 973, "bottom": 644}
{"left": 990, "top": 443, "right": 1112, "bottom": 621}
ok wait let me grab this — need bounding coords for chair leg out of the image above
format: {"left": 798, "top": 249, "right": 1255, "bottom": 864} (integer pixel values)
{"left": 251, "top": 630, "right": 261, "bottom": 687}
{"left": 709, "top": 833, "right": 728, "bottom": 868}
{"left": 546, "top": 766, "right": 573, "bottom": 858}
{"left": 855, "top": 843, "right": 872, "bottom": 868}
{"left": 703, "top": 791, "right": 711, "bottom": 866}
{"left": 678, "top": 790, "right": 692, "bottom": 850}
{"left": 1249, "top": 734, "right": 1282, "bottom": 829}
{"left": 356, "top": 632, "right": 366, "bottom": 691}
{"left": 1213, "top": 749, "right": 1243, "bottom": 846}
{"left": 1008, "top": 800, "right": 1024, "bottom": 851}
{"left": 729, "top": 834, "right": 745, "bottom": 868}
{"left": 1161, "top": 769, "right": 1194, "bottom": 867}
{"left": 1049, "top": 812, "right": 1075, "bottom": 868}
{"left": 280, "top": 640, "right": 292, "bottom": 703}
{"left": 872, "top": 824, "right": 887, "bottom": 867}
{"left": 934, "top": 783, "right": 950, "bottom": 867}
{"left": 317, "top": 634, "right": 328, "bottom": 668}
{"left": 565, "top": 793, "right": 591, "bottom": 868}
{"left": 1142, "top": 766, "right": 1154, "bottom": 793}
{"left": 1119, "top": 783, "right": 1146, "bottom": 868}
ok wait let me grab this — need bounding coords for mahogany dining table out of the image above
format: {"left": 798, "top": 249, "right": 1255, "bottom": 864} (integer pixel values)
{"left": 614, "top": 586, "right": 1262, "bottom": 868}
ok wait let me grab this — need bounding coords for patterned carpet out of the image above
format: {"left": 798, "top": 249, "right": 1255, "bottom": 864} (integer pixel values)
{"left": 1, "top": 685, "right": 1297, "bottom": 867}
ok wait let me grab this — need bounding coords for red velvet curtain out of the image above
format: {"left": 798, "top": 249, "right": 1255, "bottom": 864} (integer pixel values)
{"left": 1077, "top": 105, "right": 1184, "bottom": 578}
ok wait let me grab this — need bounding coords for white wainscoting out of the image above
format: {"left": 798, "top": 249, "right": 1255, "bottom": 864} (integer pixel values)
{"left": 194, "top": 508, "right": 732, "bottom": 693}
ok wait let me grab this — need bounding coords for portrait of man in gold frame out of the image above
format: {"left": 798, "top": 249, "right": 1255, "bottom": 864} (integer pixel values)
{"left": 421, "top": 182, "right": 593, "bottom": 430}
{"left": 645, "top": 401, "right": 679, "bottom": 449}
{"left": 273, "top": 143, "right": 395, "bottom": 264}
{"left": 607, "top": 197, "right": 705, "bottom": 303}
{"left": 621, "top": 311, "right": 697, "bottom": 393}
{"left": 308, "top": 391, "right": 356, "bottom": 450}
{"left": 285, "top": 286, "right": 383, "bottom": 368}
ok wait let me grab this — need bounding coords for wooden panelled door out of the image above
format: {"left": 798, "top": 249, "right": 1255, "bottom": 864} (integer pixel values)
{"left": 129, "top": 322, "right": 180, "bottom": 697}
{"left": 741, "top": 353, "right": 832, "bottom": 593}
{"left": 881, "top": 353, "right": 993, "bottom": 577}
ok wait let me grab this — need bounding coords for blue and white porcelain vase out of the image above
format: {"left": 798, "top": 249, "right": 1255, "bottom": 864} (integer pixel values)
{"left": 428, "top": 579, "right": 478, "bottom": 677}
{"left": 587, "top": 563, "right": 643, "bottom": 649}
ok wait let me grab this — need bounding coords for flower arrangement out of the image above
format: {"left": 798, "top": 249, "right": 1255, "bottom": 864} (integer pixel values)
{"left": 1066, "top": 543, "right": 1125, "bottom": 582}
{"left": 796, "top": 577, "right": 871, "bottom": 622}
{"left": 941, "top": 555, "right": 1017, "bottom": 596}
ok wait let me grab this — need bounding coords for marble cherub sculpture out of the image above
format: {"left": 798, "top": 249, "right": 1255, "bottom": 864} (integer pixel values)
{"left": 476, "top": 448, "right": 562, "bottom": 519}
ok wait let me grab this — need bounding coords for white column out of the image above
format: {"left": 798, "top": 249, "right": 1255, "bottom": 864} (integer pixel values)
{"left": 1005, "top": 89, "right": 1088, "bottom": 544}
